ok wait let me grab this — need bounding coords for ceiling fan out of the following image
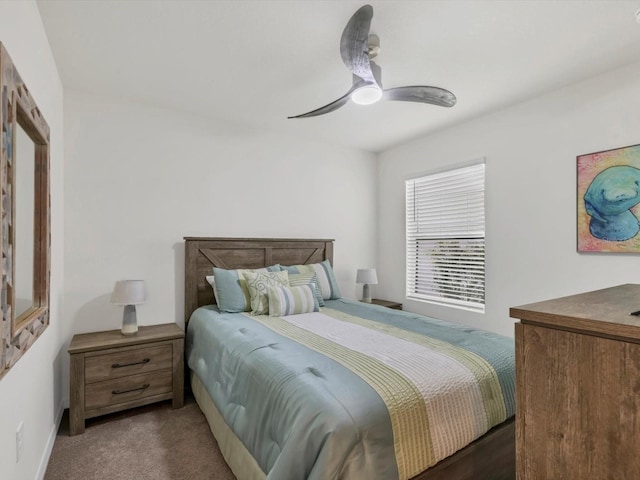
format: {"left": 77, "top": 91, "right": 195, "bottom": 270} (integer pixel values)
{"left": 288, "top": 4, "right": 457, "bottom": 119}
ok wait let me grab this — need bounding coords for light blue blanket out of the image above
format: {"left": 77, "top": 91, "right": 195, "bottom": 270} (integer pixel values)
{"left": 186, "top": 299, "right": 515, "bottom": 480}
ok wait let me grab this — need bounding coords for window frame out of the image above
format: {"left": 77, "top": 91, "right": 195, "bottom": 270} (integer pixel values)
{"left": 405, "top": 160, "right": 486, "bottom": 313}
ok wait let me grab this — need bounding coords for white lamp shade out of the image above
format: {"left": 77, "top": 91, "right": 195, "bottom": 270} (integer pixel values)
{"left": 111, "top": 280, "right": 147, "bottom": 305}
{"left": 356, "top": 269, "right": 378, "bottom": 285}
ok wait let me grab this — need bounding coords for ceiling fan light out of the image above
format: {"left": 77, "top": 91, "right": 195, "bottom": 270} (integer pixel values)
{"left": 351, "top": 85, "right": 383, "bottom": 105}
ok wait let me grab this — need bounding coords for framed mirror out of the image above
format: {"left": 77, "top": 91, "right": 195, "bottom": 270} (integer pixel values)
{"left": 0, "top": 43, "right": 51, "bottom": 380}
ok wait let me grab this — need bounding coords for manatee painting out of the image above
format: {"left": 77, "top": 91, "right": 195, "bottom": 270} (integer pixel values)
{"left": 584, "top": 166, "right": 640, "bottom": 241}
{"left": 578, "top": 144, "right": 640, "bottom": 252}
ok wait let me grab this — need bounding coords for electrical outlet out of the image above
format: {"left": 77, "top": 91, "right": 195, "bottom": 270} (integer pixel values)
{"left": 16, "top": 421, "right": 23, "bottom": 463}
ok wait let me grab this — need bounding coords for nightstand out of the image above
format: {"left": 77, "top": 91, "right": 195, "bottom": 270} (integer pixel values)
{"left": 370, "top": 299, "right": 402, "bottom": 310}
{"left": 68, "top": 323, "right": 184, "bottom": 435}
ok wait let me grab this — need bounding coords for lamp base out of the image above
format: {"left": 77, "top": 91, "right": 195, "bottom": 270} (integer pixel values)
{"left": 362, "top": 284, "right": 372, "bottom": 303}
{"left": 121, "top": 304, "right": 138, "bottom": 335}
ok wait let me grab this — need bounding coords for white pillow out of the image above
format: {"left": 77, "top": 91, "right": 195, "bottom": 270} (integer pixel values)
{"left": 205, "top": 275, "right": 220, "bottom": 305}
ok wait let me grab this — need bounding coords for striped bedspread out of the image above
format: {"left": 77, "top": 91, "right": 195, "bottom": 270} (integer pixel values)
{"left": 186, "top": 298, "right": 515, "bottom": 480}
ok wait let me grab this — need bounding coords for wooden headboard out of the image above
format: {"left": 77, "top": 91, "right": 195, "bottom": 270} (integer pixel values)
{"left": 184, "top": 237, "right": 334, "bottom": 322}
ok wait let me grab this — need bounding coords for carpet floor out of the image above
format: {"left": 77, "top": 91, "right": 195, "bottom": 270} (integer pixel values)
{"left": 44, "top": 396, "right": 236, "bottom": 480}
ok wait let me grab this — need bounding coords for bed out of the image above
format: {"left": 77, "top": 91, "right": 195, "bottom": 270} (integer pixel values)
{"left": 184, "top": 237, "right": 515, "bottom": 480}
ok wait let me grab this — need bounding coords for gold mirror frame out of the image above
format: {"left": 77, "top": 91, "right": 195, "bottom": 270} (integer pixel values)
{"left": 0, "top": 43, "right": 51, "bottom": 380}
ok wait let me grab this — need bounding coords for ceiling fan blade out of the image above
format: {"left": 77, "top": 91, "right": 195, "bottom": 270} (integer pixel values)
{"left": 287, "top": 87, "right": 355, "bottom": 119}
{"left": 383, "top": 86, "right": 457, "bottom": 108}
{"left": 340, "top": 4, "right": 375, "bottom": 84}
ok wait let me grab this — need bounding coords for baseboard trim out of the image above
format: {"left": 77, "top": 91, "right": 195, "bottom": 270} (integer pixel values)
{"left": 36, "top": 404, "right": 65, "bottom": 480}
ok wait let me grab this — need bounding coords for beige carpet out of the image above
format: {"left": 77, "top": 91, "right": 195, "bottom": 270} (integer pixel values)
{"left": 45, "top": 397, "right": 236, "bottom": 480}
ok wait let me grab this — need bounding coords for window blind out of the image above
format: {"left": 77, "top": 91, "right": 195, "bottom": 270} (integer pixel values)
{"left": 405, "top": 162, "right": 485, "bottom": 312}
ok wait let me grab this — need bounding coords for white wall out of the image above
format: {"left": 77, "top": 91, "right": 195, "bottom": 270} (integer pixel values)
{"left": 63, "top": 88, "right": 377, "bottom": 339}
{"left": 8, "top": 4, "right": 636, "bottom": 477}
{"left": 0, "top": 2, "right": 65, "bottom": 480}
{"left": 377, "top": 60, "right": 640, "bottom": 337}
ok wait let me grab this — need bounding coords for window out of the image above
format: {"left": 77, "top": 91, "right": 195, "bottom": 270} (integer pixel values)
{"left": 405, "top": 161, "right": 485, "bottom": 312}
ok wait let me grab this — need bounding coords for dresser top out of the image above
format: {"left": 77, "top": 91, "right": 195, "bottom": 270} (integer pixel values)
{"left": 68, "top": 323, "right": 184, "bottom": 354}
{"left": 510, "top": 284, "right": 640, "bottom": 340}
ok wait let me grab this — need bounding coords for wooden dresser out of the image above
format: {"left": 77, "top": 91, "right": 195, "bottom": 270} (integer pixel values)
{"left": 68, "top": 323, "right": 184, "bottom": 435}
{"left": 510, "top": 284, "right": 640, "bottom": 480}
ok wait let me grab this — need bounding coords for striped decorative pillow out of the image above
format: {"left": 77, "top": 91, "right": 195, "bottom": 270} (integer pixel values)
{"left": 281, "top": 260, "right": 341, "bottom": 300}
{"left": 288, "top": 273, "right": 325, "bottom": 307}
{"left": 268, "top": 284, "right": 319, "bottom": 317}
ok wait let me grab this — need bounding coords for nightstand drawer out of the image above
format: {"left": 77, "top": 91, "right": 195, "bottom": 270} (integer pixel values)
{"left": 85, "top": 369, "right": 173, "bottom": 411}
{"left": 85, "top": 344, "right": 172, "bottom": 383}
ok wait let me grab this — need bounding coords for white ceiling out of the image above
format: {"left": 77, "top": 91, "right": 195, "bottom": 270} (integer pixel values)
{"left": 37, "top": 0, "right": 640, "bottom": 153}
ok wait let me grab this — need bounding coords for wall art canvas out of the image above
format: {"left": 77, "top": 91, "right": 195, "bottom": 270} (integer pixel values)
{"left": 578, "top": 143, "right": 640, "bottom": 252}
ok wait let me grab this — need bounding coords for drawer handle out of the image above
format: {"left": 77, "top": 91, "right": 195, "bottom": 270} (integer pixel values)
{"left": 112, "top": 384, "right": 150, "bottom": 395}
{"left": 111, "top": 358, "right": 150, "bottom": 369}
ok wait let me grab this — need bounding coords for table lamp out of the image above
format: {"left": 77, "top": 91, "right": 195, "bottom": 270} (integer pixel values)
{"left": 356, "top": 268, "right": 378, "bottom": 303}
{"left": 111, "top": 280, "right": 147, "bottom": 335}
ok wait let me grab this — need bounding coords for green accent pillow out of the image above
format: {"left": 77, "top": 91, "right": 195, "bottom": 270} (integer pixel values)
{"left": 242, "top": 270, "right": 289, "bottom": 315}
{"left": 281, "top": 260, "right": 341, "bottom": 300}
{"left": 288, "top": 272, "right": 324, "bottom": 307}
